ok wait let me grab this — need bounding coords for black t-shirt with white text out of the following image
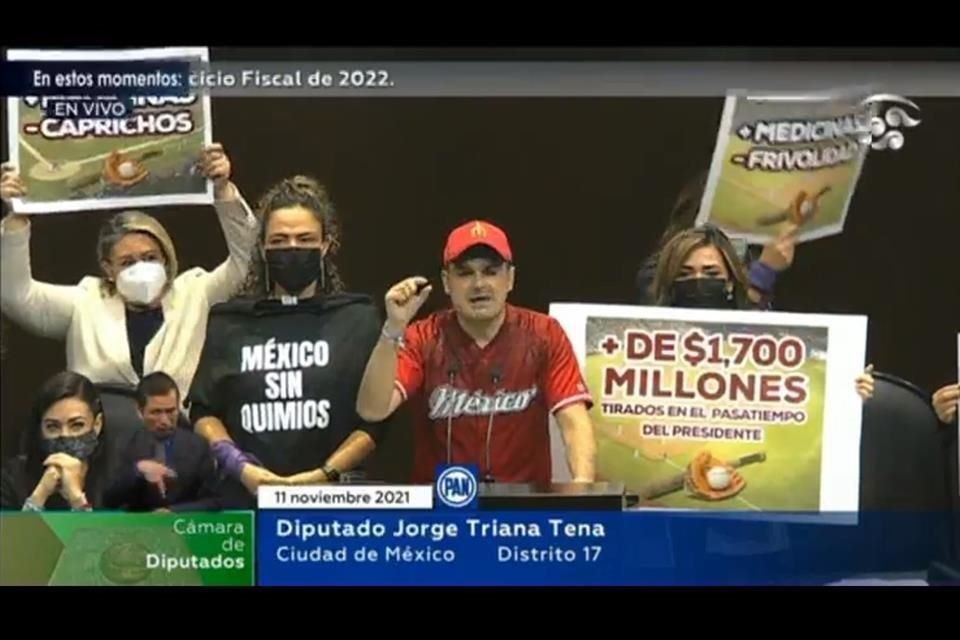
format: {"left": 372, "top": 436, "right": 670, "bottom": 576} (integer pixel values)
{"left": 188, "top": 293, "right": 387, "bottom": 477}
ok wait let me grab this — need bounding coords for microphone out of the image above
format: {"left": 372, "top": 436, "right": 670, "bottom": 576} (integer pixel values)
{"left": 445, "top": 360, "right": 460, "bottom": 465}
{"left": 483, "top": 363, "right": 504, "bottom": 483}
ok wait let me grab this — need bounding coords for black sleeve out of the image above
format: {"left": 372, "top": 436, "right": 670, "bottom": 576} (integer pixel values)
{"left": 170, "top": 444, "right": 223, "bottom": 512}
{"left": 187, "top": 312, "right": 227, "bottom": 425}
{"left": 354, "top": 411, "right": 397, "bottom": 447}
{"left": 635, "top": 254, "right": 659, "bottom": 305}
{"left": 102, "top": 429, "right": 157, "bottom": 511}
{"left": 348, "top": 303, "right": 391, "bottom": 445}
{"left": 941, "top": 415, "right": 958, "bottom": 445}
{"left": 102, "top": 467, "right": 148, "bottom": 511}
{"left": 188, "top": 400, "right": 217, "bottom": 425}
{"left": 0, "top": 457, "right": 29, "bottom": 510}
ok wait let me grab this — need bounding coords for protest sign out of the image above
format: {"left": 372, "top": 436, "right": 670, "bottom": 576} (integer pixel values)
{"left": 550, "top": 304, "right": 867, "bottom": 515}
{"left": 696, "top": 89, "right": 877, "bottom": 244}
{"left": 5, "top": 47, "right": 212, "bottom": 214}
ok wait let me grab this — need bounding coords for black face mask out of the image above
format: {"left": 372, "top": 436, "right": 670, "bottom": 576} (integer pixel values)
{"left": 265, "top": 248, "right": 323, "bottom": 296}
{"left": 669, "top": 277, "right": 735, "bottom": 309}
{"left": 43, "top": 430, "right": 99, "bottom": 461}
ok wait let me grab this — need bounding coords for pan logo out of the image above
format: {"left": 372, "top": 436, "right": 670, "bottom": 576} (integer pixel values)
{"left": 436, "top": 466, "right": 478, "bottom": 509}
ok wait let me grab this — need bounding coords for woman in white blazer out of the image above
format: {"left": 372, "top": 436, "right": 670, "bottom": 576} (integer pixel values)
{"left": 0, "top": 144, "right": 258, "bottom": 400}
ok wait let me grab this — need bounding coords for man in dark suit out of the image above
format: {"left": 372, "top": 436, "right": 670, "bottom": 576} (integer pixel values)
{"left": 105, "top": 372, "right": 226, "bottom": 512}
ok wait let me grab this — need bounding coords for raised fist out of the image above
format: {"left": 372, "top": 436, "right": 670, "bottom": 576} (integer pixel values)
{"left": 384, "top": 276, "right": 432, "bottom": 331}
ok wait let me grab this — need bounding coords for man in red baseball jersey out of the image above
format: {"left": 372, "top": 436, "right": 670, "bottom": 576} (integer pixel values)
{"left": 356, "top": 220, "right": 596, "bottom": 484}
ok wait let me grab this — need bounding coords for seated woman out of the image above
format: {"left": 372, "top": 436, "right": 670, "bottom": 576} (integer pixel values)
{"left": 0, "top": 370, "right": 136, "bottom": 511}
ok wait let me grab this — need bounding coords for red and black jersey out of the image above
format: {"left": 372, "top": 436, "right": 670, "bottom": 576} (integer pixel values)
{"left": 396, "top": 304, "right": 592, "bottom": 484}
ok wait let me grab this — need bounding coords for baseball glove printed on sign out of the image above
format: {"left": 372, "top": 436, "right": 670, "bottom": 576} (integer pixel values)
{"left": 684, "top": 451, "right": 746, "bottom": 501}
{"left": 103, "top": 150, "right": 149, "bottom": 187}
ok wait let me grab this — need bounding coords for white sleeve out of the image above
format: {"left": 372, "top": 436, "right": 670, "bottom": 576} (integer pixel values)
{"left": 0, "top": 217, "right": 79, "bottom": 339}
{"left": 200, "top": 193, "right": 259, "bottom": 304}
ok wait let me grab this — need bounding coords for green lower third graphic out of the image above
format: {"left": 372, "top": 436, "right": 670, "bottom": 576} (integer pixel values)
{"left": 0, "top": 511, "right": 254, "bottom": 586}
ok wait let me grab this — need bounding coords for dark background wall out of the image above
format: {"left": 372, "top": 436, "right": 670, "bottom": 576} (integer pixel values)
{"left": 2, "top": 95, "right": 958, "bottom": 480}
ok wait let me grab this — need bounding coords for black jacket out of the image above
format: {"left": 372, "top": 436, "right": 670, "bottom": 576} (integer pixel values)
{"left": 634, "top": 254, "right": 660, "bottom": 305}
{"left": 187, "top": 293, "right": 389, "bottom": 477}
{"left": 103, "top": 427, "right": 225, "bottom": 512}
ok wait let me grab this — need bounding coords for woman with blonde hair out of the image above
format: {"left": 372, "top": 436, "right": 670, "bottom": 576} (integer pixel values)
{"left": 648, "top": 224, "right": 754, "bottom": 310}
{"left": 649, "top": 224, "right": 875, "bottom": 399}
{"left": 636, "top": 170, "right": 799, "bottom": 309}
{"left": 0, "top": 144, "right": 257, "bottom": 398}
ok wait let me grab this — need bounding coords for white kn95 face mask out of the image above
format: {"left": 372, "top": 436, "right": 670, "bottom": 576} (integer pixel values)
{"left": 116, "top": 261, "right": 167, "bottom": 305}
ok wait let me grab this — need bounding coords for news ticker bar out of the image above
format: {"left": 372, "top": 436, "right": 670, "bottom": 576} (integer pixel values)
{"left": 2, "top": 510, "right": 954, "bottom": 587}
{"left": 2, "top": 60, "right": 960, "bottom": 97}
{"left": 257, "top": 485, "right": 434, "bottom": 510}
{"left": 1, "top": 61, "right": 192, "bottom": 97}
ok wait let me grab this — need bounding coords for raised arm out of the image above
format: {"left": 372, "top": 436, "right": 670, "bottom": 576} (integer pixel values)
{"left": 356, "top": 276, "right": 432, "bottom": 422}
{"left": 0, "top": 164, "right": 80, "bottom": 339}
{"left": 196, "top": 144, "right": 258, "bottom": 304}
{"left": 747, "top": 222, "right": 798, "bottom": 308}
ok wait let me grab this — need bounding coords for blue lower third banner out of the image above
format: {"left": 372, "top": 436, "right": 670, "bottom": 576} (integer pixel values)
{"left": 259, "top": 511, "right": 625, "bottom": 586}
{"left": 255, "top": 509, "right": 955, "bottom": 586}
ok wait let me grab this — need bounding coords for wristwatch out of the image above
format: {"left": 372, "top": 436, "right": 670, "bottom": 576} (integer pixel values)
{"left": 322, "top": 466, "right": 341, "bottom": 483}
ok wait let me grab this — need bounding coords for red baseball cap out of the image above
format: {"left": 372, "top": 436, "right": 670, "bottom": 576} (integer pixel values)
{"left": 442, "top": 220, "right": 513, "bottom": 265}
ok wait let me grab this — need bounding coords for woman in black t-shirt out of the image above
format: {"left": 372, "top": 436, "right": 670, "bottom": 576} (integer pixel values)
{"left": 188, "top": 176, "right": 389, "bottom": 506}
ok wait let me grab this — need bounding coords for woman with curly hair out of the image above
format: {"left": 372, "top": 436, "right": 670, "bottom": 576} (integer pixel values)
{"left": 187, "top": 176, "right": 390, "bottom": 505}
{"left": 235, "top": 175, "right": 346, "bottom": 299}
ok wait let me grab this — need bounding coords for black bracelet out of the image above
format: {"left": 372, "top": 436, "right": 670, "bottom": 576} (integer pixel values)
{"left": 322, "top": 466, "right": 341, "bottom": 482}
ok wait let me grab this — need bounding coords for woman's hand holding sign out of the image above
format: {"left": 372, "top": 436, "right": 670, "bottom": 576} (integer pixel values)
{"left": 0, "top": 163, "right": 28, "bottom": 230}
{"left": 855, "top": 364, "right": 875, "bottom": 400}
{"left": 758, "top": 222, "right": 800, "bottom": 273}
{"left": 200, "top": 143, "right": 236, "bottom": 201}
{"left": 932, "top": 383, "right": 959, "bottom": 424}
